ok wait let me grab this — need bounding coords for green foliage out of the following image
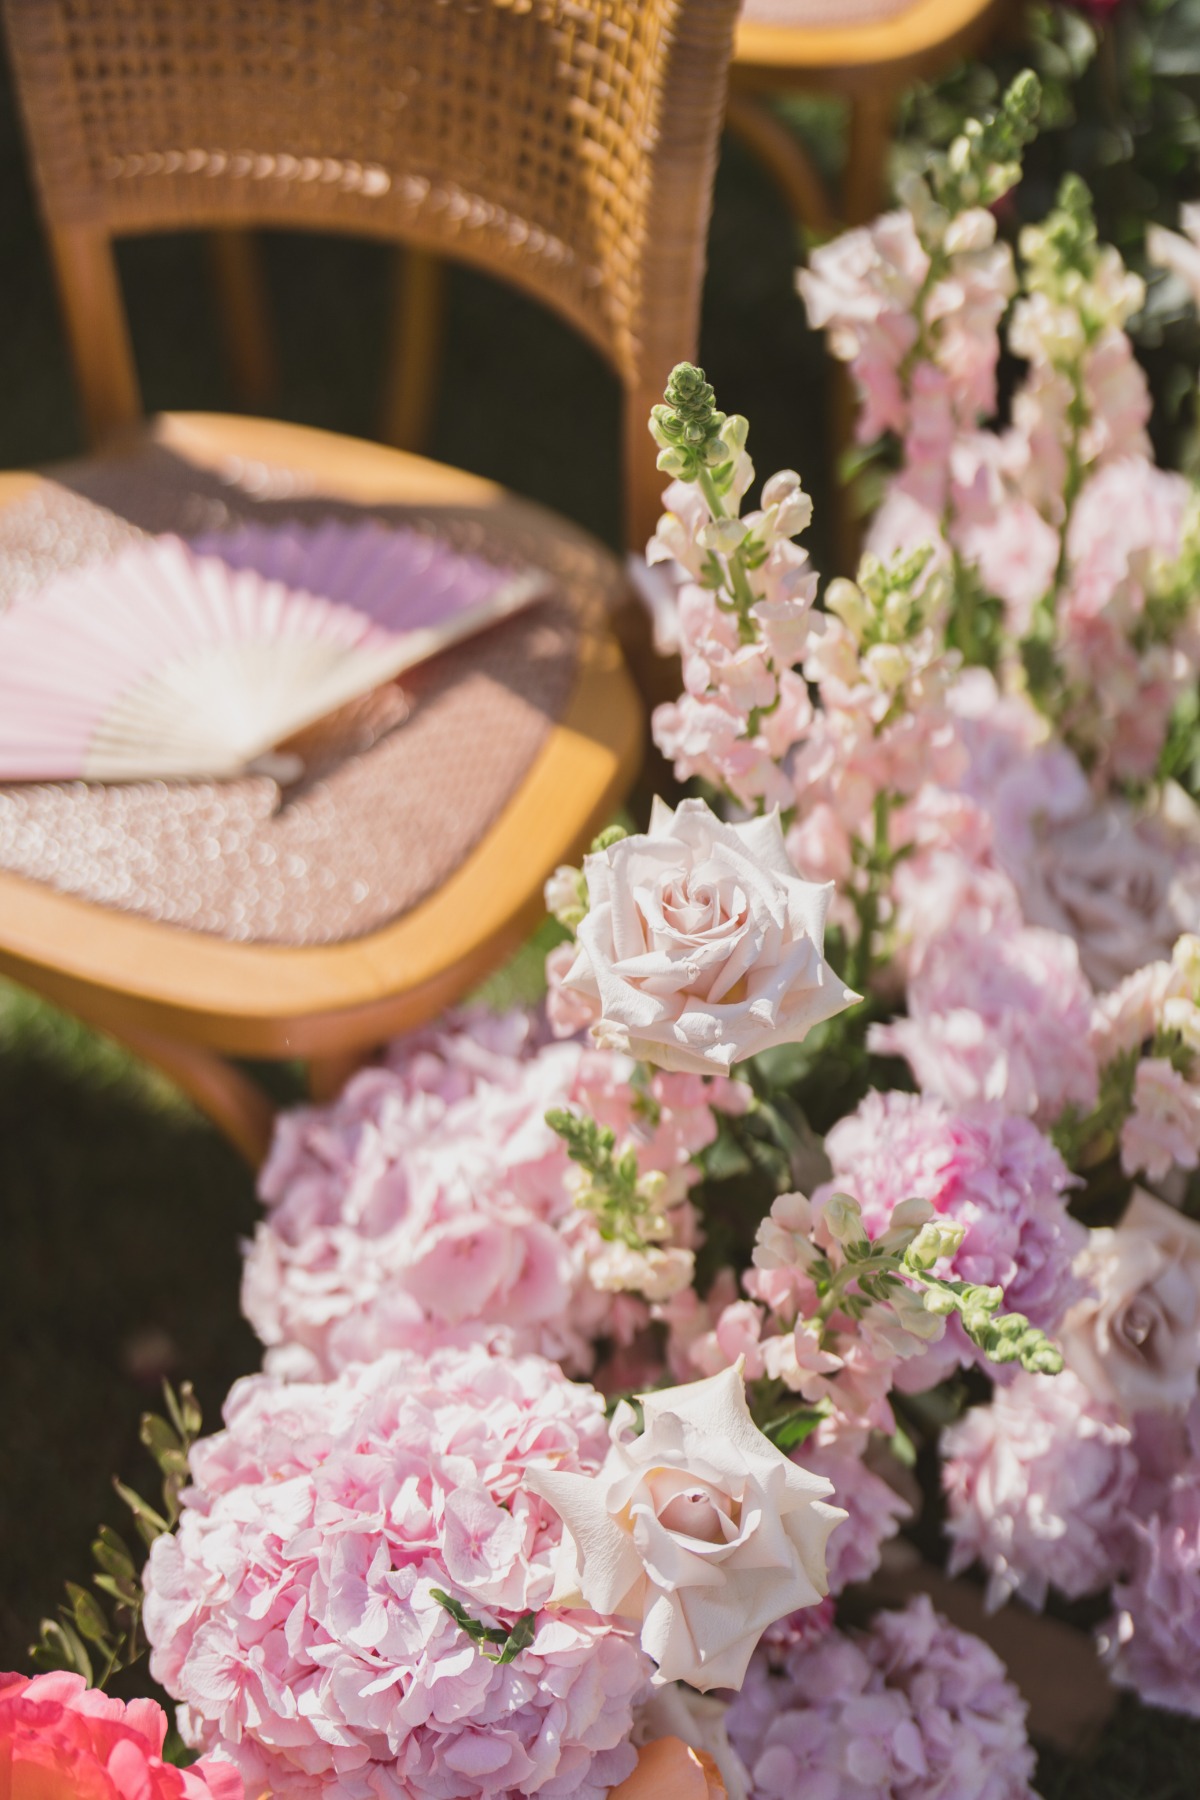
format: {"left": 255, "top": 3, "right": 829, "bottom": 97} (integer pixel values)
{"left": 430, "top": 1591, "right": 538, "bottom": 1665}
{"left": 545, "top": 1105, "right": 665, "bottom": 1251}
{"left": 28, "top": 1382, "right": 202, "bottom": 1687}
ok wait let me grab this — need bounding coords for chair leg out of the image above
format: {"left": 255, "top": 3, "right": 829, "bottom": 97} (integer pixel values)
{"left": 724, "top": 91, "right": 836, "bottom": 237}
{"left": 380, "top": 246, "right": 446, "bottom": 452}
{"left": 208, "top": 229, "right": 278, "bottom": 411}
{"left": 105, "top": 1019, "right": 279, "bottom": 1168}
{"left": 308, "top": 1048, "right": 374, "bottom": 1103}
{"left": 844, "top": 88, "right": 896, "bottom": 225}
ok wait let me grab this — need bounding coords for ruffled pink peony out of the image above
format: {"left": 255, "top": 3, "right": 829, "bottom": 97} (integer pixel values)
{"left": 942, "top": 1369, "right": 1137, "bottom": 1611}
{"left": 726, "top": 1597, "right": 1036, "bottom": 1800}
{"left": 143, "top": 1346, "right": 651, "bottom": 1800}
{"left": 243, "top": 1011, "right": 739, "bottom": 1379}
{"left": 819, "top": 1090, "right": 1086, "bottom": 1344}
{"left": 0, "top": 1671, "right": 242, "bottom": 1800}
{"left": 869, "top": 919, "right": 1098, "bottom": 1124}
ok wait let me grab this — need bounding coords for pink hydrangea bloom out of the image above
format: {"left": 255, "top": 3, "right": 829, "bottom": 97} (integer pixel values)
{"left": 819, "top": 1091, "right": 1086, "bottom": 1342}
{"left": 726, "top": 1597, "right": 1036, "bottom": 1800}
{"left": 942, "top": 1369, "right": 1138, "bottom": 1611}
{"left": 802, "top": 1445, "right": 911, "bottom": 1594}
{"left": 869, "top": 920, "right": 1098, "bottom": 1124}
{"left": 143, "top": 1346, "right": 651, "bottom": 1800}
{"left": 243, "top": 1011, "right": 738, "bottom": 1380}
{"left": 0, "top": 1672, "right": 242, "bottom": 1800}
{"left": 1104, "top": 1457, "right": 1200, "bottom": 1716}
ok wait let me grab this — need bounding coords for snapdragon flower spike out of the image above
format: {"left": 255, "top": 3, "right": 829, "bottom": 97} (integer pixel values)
{"left": 931, "top": 67, "right": 1041, "bottom": 214}
{"left": 545, "top": 1105, "right": 695, "bottom": 1300}
{"left": 649, "top": 363, "right": 730, "bottom": 482}
{"left": 544, "top": 827, "right": 626, "bottom": 933}
{"left": 814, "top": 1192, "right": 1064, "bottom": 1377}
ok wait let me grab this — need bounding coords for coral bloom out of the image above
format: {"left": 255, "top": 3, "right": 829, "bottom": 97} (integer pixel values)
{"left": 0, "top": 1671, "right": 241, "bottom": 1800}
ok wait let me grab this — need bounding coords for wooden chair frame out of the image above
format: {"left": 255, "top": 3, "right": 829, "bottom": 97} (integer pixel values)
{"left": 730, "top": 0, "right": 1008, "bottom": 226}
{"left": 5, "top": 0, "right": 743, "bottom": 549}
{"left": 0, "top": 414, "right": 642, "bottom": 1161}
{"left": 0, "top": 0, "right": 747, "bottom": 1158}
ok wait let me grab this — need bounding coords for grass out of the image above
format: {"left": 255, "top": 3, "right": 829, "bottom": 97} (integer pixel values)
{"left": 0, "top": 28, "right": 1197, "bottom": 1796}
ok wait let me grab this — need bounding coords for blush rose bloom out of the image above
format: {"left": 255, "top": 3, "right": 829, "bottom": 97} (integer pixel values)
{"left": 0, "top": 1672, "right": 242, "bottom": 1800}
{"left": 1059, "top": 1189, "right": 1200, "bottom": 1413}
{"left": 562, "top": 798, "right": 858, "bottom": 1077}
{"left": 528, "top": 1363, "right": 845, "bottom": 1692}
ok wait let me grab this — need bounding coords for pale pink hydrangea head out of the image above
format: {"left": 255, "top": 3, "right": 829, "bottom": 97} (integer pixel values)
{"left": 942, "top": 1369, "right": 1137, "bottom": 1611}
{"left": 819, "top": 1090, "right": 1086, "bottom": 1348}
{"left": 869, "top": 919, "right": 1098, "bottom": 1124}
{"left": 726, "top": 1597, "right": 1036, "bottom": 1800}
{"left": 801, "top": 1444, "right": 911, "bottom": 1594}
{"left": 143, "top": 1345, "right": 652, "bottom": 1800}
{"left": 242, "top": 1012, "right": 729, "bottom": 1380}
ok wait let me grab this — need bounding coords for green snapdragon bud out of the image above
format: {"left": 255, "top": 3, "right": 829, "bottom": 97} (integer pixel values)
{"left": 649, "top": 363, "right": 729, "bottom": 481}
{"left": 937, "top": 70, "right": 1041, "bottom": 211}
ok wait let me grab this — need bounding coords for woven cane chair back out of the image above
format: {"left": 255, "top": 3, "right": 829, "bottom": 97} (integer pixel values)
{"left": 4, "top": 0, "right": 740, "bottom": 542}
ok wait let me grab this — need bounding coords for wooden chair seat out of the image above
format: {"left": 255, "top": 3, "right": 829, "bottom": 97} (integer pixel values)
{"left": 0, "top": 411, "right": 641, "bottom": 1160}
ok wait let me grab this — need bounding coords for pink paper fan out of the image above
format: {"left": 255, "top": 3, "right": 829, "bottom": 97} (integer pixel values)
{"left": 0, "top": 523, "right": 547, "bottom": 782}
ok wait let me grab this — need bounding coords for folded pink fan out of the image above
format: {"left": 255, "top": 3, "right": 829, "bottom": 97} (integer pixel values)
{"left": 0, "top": 523, "right": 548, "bottom": 783}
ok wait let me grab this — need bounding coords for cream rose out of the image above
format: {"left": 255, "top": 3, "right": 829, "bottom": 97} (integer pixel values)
{"left": 563, "top": 797, "right": 858, "bottom": 1076}
{"left": 1059, "top": 1189, "right": 1200, "bottom": 1412}
{"left": 527, "top": 1363, "right": 845, "bottom": 1691}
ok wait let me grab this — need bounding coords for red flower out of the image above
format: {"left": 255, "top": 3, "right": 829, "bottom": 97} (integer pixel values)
{"left": 0, "top": 1672, "right": 242, "bottom": 1800}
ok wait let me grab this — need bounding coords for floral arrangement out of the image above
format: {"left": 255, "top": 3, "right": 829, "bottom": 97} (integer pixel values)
{"left": 15, "top": 65, "right": 1200, "bottom": 1800}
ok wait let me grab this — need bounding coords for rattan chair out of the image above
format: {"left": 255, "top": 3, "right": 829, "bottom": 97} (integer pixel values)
{"left": 0, "top": 0, "right": 741, "bottom": 1164}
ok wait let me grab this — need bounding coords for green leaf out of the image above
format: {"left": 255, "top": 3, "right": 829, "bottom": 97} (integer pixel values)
{"left": 113, "top": 1479, "right": 170, "bottom": 1546}
{"left": 491, "top": 1612, "right": 537, "bottom": 1665}
{"left": 66, "top": 1581, "right": 112, "bottom": 1649}
{"left": 30, "top": 1617, "right": 93, "bottom": 1683}
{"left": 763, "top": 1408, "right": 825, "bottom": 1452}
{"left": 889, "top": 1422, "right": 918, "bottom": 1469}
{"left": 141, "top": 1412, "right": 183, "bottom": 1466}
{"left": 430, "top": 1591, "right": 538, "bottom": 1664}
{"left": 92, "top": 1525, "right": 138, "bottom": 1586}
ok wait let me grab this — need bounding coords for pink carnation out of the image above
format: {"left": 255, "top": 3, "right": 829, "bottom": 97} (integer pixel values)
{"left": 0, "top": 1672, "right": 241, "bottom": 1800}
{"left": 726, "top": 1597, "right": 1036, "bottom": 1800}
{"left": 144, "top": 1346, "right": 651, "bottom": 1800}
{"left": 820, "top": 1091, "right": 1086, "bottom": 1341}
{"left": 869, "top": 920, "right": 1098, "bottom": 1124}
{"left": 243, "top": 1013, "right": 735, "bottom": 1379}
{"left": 942, "top": 1369, "right": 1137, "bottom": 1611}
